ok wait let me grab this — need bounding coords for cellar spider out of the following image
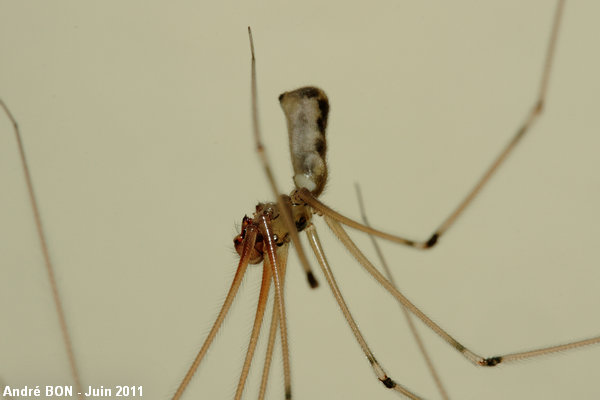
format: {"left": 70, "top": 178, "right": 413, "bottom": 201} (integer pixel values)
{"left": 1, "top": 1, "right": 599, "bottom": 399}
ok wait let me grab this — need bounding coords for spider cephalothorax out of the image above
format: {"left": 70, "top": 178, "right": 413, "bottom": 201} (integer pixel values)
{"left": 233, "top": 198, "right": 313, "bottom": 265}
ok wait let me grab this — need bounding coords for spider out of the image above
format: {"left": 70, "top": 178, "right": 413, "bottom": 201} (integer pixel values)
{"left": 1, "top": 1, "right": 598, "bottom": 399}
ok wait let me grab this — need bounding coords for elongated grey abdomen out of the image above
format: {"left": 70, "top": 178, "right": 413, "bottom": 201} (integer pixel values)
{"left": 279, "top": 86, "right": 330, "bottom": 196}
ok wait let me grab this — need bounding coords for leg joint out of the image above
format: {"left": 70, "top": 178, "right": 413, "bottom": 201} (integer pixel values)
{"left": 380, "top": 376, "right": 396, "bottom": 389}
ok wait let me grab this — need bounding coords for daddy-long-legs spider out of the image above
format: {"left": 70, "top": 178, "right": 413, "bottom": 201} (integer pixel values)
{"left": 1, "top": 1, "right": 599, "bottom": 399}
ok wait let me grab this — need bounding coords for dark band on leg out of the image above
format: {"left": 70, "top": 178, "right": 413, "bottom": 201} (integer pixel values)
{"left": 481, "top": 356, "right": 503, "bottom": 366}
{"left": 380, "top": 376, "right": 395, "bottom": 389}
{"left": 425, "top": 233, "right": 439, "bottom": 248}
{"left": 306, "top": 271, "right": 318, "bottom": 288}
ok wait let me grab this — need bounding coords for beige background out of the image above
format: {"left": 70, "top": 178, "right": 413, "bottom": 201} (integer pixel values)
{"left": 1, "top": 1, "right": 599, "bottom": 399}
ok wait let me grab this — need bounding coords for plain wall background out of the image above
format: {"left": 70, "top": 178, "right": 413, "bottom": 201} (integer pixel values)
{"left": 1, "top": 1, "right": 599, "bottom": 399}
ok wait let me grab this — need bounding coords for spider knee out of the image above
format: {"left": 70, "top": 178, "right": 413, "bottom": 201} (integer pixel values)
{"left": 380, "top": 376, "right": 396, "bottom": 389}
{"left": 424, "top": 233, "right": 439, "bottom": 248}
{"left": 480, "top": 356, "right": 503, "bottom": 367}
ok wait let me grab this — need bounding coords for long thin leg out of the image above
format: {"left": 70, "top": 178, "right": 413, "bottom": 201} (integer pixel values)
{"left": 432, "top": 0, "right": 563, "bottom": 241}
{"left": 258, "top": 247, "right": 289, "bottom": 400}
{"left": 248, "top": 27, "right": 318, "bottom": 289}
{"left": 171, "top": 226, "right": 258, "bottom": 400}
{"left": 0, "top": 99, "right": 84, "bottom": 399}
{"left": 355, "top": 184, "right": 450, "bottom": 400}
{"left": 325, "top": 216, "right": 600, "bottom": 366}
{"left": 305, "top": 224, "right": 424, "bottom": 400}
{"left": 259, "top": 215, "right": 292, "bottom": 399}
{"left": 235, "top": 260, "right": 273, "bottom": 400}
{"left": 258, "top": 302, "right": 279, "bottom": 400}
{"left": 297, "top": 0, "right": 566, "bottom": 250}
